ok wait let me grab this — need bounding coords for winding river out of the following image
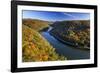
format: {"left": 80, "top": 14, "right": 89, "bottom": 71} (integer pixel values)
{"left": 41, "top": 27, "right": 90, "bottom": 60}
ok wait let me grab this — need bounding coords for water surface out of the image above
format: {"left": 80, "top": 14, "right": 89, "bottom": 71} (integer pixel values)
{"left": 41, "top": 31, "right": 90, "bottom": 60}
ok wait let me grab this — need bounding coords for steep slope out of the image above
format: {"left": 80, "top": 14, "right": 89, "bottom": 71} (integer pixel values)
{"left": 50, "top": 20, "right": 90, "bottom": 50}
{"left": 22, "top": 25, "right": 67, "bottom": 62}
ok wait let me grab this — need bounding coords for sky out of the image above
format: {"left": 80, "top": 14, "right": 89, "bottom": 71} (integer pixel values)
{"left": 22, "top": 10, "right": 90, "bottom": 21}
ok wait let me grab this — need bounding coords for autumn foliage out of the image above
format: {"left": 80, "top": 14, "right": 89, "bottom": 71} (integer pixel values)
{"left": 22, "top": 23, "right": 67, "bottom": 62}
{"left": 50, "top": 20, "right": 90, "bottom": 49}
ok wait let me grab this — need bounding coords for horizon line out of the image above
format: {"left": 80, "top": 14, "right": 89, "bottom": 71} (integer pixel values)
{"left": 22, "top": 18, "right": 90, "bottom": 22}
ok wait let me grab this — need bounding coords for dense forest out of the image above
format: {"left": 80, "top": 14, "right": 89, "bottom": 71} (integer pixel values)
{"left": 22, "top": 19, "right": 67, "bottom": 62}
{"left": 50, "top": 20, "right": 90, "bottom": 50}
{"left": 22, "top": 19, "right": 90, "bottom": 62}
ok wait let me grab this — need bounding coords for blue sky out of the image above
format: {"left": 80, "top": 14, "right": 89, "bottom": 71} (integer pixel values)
{"left": 22, "top": 10, "right": 90, "bottom": 21}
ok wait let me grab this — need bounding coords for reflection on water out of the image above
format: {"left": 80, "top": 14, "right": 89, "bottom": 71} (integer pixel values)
{"left": 41, "top": 31, "right": 90, "bottom": 60}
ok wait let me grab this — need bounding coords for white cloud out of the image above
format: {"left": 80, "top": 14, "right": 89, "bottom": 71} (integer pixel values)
{"left": 63, "top": 13, "right": 77, "bottom": 18}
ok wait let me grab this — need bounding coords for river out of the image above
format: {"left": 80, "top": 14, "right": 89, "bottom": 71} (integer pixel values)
{"left": 41, "top": 27, "right": 90, "bottom": 60}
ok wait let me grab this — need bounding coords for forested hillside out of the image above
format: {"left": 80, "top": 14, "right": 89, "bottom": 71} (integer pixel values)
{"left": 22, "top": 19, "right": 67, "bottom": 62}
{"left": 22, "top": 19, "right": 49, "bottom": 31}
{"left": 50, "top": 20, "right": 90, "bottom": 50}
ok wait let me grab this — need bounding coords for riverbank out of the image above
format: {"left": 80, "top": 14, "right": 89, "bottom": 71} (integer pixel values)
{"left": 49, "top": 31, "right": 90, "bottom": 50}
{"left": 41, "top": 31, "right": 90, "bottom": 60}
{"left": 49, "top": 20, "right": 90, "bottom": 50}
